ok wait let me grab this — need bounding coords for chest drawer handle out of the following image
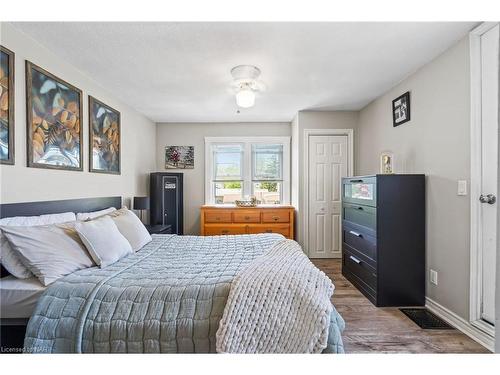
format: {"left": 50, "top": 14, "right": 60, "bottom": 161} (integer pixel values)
{"left": 265, "top": 229, "right": 273, "bottom": 233}
{"left": 221, "top": 230, "right": 229, "bottom": 234}
{"left": 244, "top": 216, "right": 251, "bottom": 220}
{"left": 349, "top": 255, "right": 361, "bottom": 264}
{"left": 272, "top": 216, "right": 280, "bottom": 221}
{"left": 216, "top": 217, "right": 221, "bottom": 220}
{"left": 349, "top": 230, "right": 363, "bottom": 238}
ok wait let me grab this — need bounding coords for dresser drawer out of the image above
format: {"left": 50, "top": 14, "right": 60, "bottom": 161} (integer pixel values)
{"left": 343, "top": 248, "right": 377, "bottom": 291}
{"left": 204, "top": 225, "right": 247, "bottom": 235}
{"left": 248, "top": 224, "right": 290, "bottom": 237}
{"left": 343, "top": 223, "right": 377, "bottom": 264}
{"left": 204, "top": 211, "right": 232, "bottom": 223}
{"left": 233, "top": 210, "right": 261, "bottom": 223}
{"left": 342, "top": 176, "right": 377, "bottom": 207}
{"left": 343, "top": 203, "right": 376, "bottom": 230}
{"left": 262, "top": 210, "right": 290, "bottom": 223}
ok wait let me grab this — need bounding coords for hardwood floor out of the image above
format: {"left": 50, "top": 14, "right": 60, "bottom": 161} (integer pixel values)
{"left": 312, "top": 259, "right": 490, "bottom": 354}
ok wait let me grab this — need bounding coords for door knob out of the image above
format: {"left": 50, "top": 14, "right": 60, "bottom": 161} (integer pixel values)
{"left": 479, "top": 194, "right": 496, "bottom": 204}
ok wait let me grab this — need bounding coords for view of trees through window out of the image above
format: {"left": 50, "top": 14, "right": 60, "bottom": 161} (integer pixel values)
{"left": 212, "top": 143, "right": 283, "bottom": 204}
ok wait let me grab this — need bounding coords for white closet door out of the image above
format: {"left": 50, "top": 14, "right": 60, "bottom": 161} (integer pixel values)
{"left": 480, "top": 24, "right": 499, "bottom": 325}
{"left": 308, "top": 135, "right": 348, "bottom": 258}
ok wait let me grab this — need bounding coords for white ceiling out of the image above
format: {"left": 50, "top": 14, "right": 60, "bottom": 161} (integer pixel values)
{"left": 11, "top": 22, "right": 476, "bottom": 123}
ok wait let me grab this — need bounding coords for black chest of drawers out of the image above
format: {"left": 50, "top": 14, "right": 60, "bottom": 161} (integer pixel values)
{"left": 341, "top": 175, "right": 425, "bottom": 307}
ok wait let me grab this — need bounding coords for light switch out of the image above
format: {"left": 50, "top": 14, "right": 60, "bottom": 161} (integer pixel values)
{"left": 457, "top": 180, "right": 467, "bottom": 196}
{"left": 430, "top": 269, "right": 438, "bottom": 285}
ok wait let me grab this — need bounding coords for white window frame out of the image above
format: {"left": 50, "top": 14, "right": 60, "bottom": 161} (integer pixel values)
{"left": 205, "top": 136, "right": 291, "bottom": 205}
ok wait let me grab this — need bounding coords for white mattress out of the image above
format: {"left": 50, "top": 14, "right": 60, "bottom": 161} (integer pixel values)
{"left": 0, "top": 276, "right": 46, "bottom": 318}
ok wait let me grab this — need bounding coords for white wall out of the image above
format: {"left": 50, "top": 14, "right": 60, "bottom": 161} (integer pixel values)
{"left": 356, "top": 36, "right": 472, "bottom": 320}
{"left": 292, "top": 111, "right": 359, "bottom": 248}
{"left": 0, "top": 23, "right": 156, "bottom": 207}
{"left": 155, "top": 122, "right": 291, "bottom": 234}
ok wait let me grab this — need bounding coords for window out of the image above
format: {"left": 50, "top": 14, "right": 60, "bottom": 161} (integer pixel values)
{"left": 205, "top": 137, "right": 290, "bottom": 205}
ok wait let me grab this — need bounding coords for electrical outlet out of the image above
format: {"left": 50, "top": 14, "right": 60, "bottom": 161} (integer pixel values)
{"left": 430, "top": 269, "right": 438, "bottom": 285}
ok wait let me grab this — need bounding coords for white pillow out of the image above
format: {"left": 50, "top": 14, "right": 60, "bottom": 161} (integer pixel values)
{"left": 76, "top": 207, "right": 116, "bottom": 221}
{"left": 74, "top": 216, "right": 133, "bottom": 268}
{"left": 110, "top": 208, "right": 152, "bottom": 252}
{"left": 1, "top": 222, "right": 94, "bottom": 286}
{"left": 0, "top": 212, "right": 76, "bottom": 279}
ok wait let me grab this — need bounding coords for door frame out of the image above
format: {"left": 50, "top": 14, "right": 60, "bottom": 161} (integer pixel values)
{"left": 302, "top": 128, "right": 354, "bottom": 257}
{"left": 469, "top": 22, "right": 498, "bottom": 337}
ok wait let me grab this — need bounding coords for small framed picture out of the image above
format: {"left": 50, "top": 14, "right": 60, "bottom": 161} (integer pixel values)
{"left": 380, "top": 151, "right": 394, "bottom": 174}
{"left": 392, "top": 91, "right": 410, "bottom": 127}
{"left": 165, "top": 146, "right": 194, "bottom": 169}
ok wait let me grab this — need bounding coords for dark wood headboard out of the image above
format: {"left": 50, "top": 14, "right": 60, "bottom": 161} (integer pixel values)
{"left": 0, "top": 196, "right": 122, "bottom": 277}
{"left": 0, "top": 196, "right": 122, "bottom": 219}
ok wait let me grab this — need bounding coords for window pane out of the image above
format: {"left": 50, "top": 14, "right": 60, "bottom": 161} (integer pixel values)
{"left": 214, "top": 181, "right": 243, "bottom": 204}
{"left": 253, "top": 182, "right": 282, "bottom": 204}
{"left": 214, "top": 144, "right": 242, "bottom": 180}
{"left": 253, "top": 144, "right": 282, "bottom": 180}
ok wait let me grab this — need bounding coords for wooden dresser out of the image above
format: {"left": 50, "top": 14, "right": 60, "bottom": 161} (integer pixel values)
{"left": 200, "top": 205, "right": 295, "bottom": 239}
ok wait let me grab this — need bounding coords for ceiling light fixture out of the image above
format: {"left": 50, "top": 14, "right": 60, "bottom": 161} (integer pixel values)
{"left": 231, "top": 65, "right": 265, "bottom": 109}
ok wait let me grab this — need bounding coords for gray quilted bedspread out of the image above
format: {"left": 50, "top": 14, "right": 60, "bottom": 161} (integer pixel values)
{"left": 23, "top": 234, "right": 344, "bottom": 353}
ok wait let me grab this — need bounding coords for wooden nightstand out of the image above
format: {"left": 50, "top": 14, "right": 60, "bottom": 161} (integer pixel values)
{"left": 145, "top": 224, "right": 172, "bottom": 234}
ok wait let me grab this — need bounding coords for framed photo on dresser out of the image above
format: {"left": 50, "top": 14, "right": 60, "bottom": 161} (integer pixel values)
{"left": 26, "top": 61, "right": 83, "bottom": 171}
{"left": 0, "top": 45, "right": 15, "bottom": 165}
{"left": 89, "top": 96, "right": 121, "bottom": 174}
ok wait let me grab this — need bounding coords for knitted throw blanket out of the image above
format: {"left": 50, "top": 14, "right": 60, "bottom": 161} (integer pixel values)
{"left": 216, "top": 239, "right": 335, "bottom": 353}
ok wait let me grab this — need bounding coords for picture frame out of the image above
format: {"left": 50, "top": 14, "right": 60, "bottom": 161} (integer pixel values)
{"left": 26, "top": 61, "right": 83, "bottom": 171}
{"left": 380, "top": 151, "right": 394, "bottom": 174}
{"left": 0, "top": 45, "right": 15, "bottom": 165}
{"left": 165, "top": 146, "right": 194, "bottom": 169}
{"left": 89, "top": 96, "right": 121, "bottom": 175}
{"left": 392, "top": 91, "right": 410, "bottom": 127}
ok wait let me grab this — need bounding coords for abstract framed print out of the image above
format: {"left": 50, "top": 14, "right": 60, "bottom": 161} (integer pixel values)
{"left": 26, "top": 61, "right": 83, "bottom": 170}
{"left": 0, "top": 46, "right": 15, "bottom": 165}
{"left": 89, "top": 96, "right": 120, "bottom": 174}
{"left": 165, "top": 146, "right": 194, "bottom": 169}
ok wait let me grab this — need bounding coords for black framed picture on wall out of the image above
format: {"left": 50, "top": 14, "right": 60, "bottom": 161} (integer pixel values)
{"left": 392, "top": 91, "right": 410, "bottom": 127}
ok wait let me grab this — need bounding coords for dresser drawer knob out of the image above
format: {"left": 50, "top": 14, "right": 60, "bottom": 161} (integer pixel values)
{"left": 349, "top": 255, "right": 361, "bottom": 264}
{"left": 244, "top": 216, "right": 251, "bottom": 220}
{"left": 349, "top": 230, "right": 363, "bottom": 238}
{"left": 221, "top": 230, "right": 229, "bottom": 234}
{"left": 272, "top": 216, "right": 280, "bottom": 221}
{"left": 265, "top": 229, "right": 273, "bottom": 233}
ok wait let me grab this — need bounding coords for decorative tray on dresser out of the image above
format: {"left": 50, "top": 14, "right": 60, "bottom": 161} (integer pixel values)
{"left": 341, "top": 174, "right": 425, "bottom": 307}
{"left": 200, "top": 205, "right": 295, "bottom": 239}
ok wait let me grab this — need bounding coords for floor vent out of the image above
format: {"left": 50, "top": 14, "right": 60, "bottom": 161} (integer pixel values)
{"left": 400, "top": 308, "right": 454, "bottom": 330}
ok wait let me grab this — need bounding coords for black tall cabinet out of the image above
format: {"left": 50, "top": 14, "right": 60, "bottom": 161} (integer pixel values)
{"left": 150, "top": 172, "right": 184, "bottom": 235}
{"left": 341, "top": 174, "right": 425, "bottom": 307}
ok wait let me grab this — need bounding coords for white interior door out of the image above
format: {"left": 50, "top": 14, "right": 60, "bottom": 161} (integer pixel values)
{"left": 480, "top": 24, "right": 499, "bottom": 325}
{"left": 308, "top": 135, "right": 348, "bottom": 258}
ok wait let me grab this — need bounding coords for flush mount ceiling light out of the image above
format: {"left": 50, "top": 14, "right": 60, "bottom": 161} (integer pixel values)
{"left": 230, "top": 65, "right": 265, "bottom": 109}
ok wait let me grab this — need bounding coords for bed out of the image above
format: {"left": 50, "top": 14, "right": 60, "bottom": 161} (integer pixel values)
{"left": 0, "top": 197, "right": 345, "bottom": 354}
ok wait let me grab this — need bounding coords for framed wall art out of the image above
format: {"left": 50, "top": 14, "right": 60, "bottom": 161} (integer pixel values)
{"left": 26, "top": 61, "right": 83, "bottom": 170}
{"left": 89, "top": 96, "right": 121, "bottom": 174}
{"left": 392, "top": 91, "right": 411, "bottom": 127}
{"left": 0, "top": 46, "right": 15, "bottom": 165}
{"left": 165, "top": 146, "right": 194, "bottom": 169}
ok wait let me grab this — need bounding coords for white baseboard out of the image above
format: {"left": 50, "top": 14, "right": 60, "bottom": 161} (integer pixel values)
{"left": 425, "top": 297, "right": 494, "bottom": 352}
